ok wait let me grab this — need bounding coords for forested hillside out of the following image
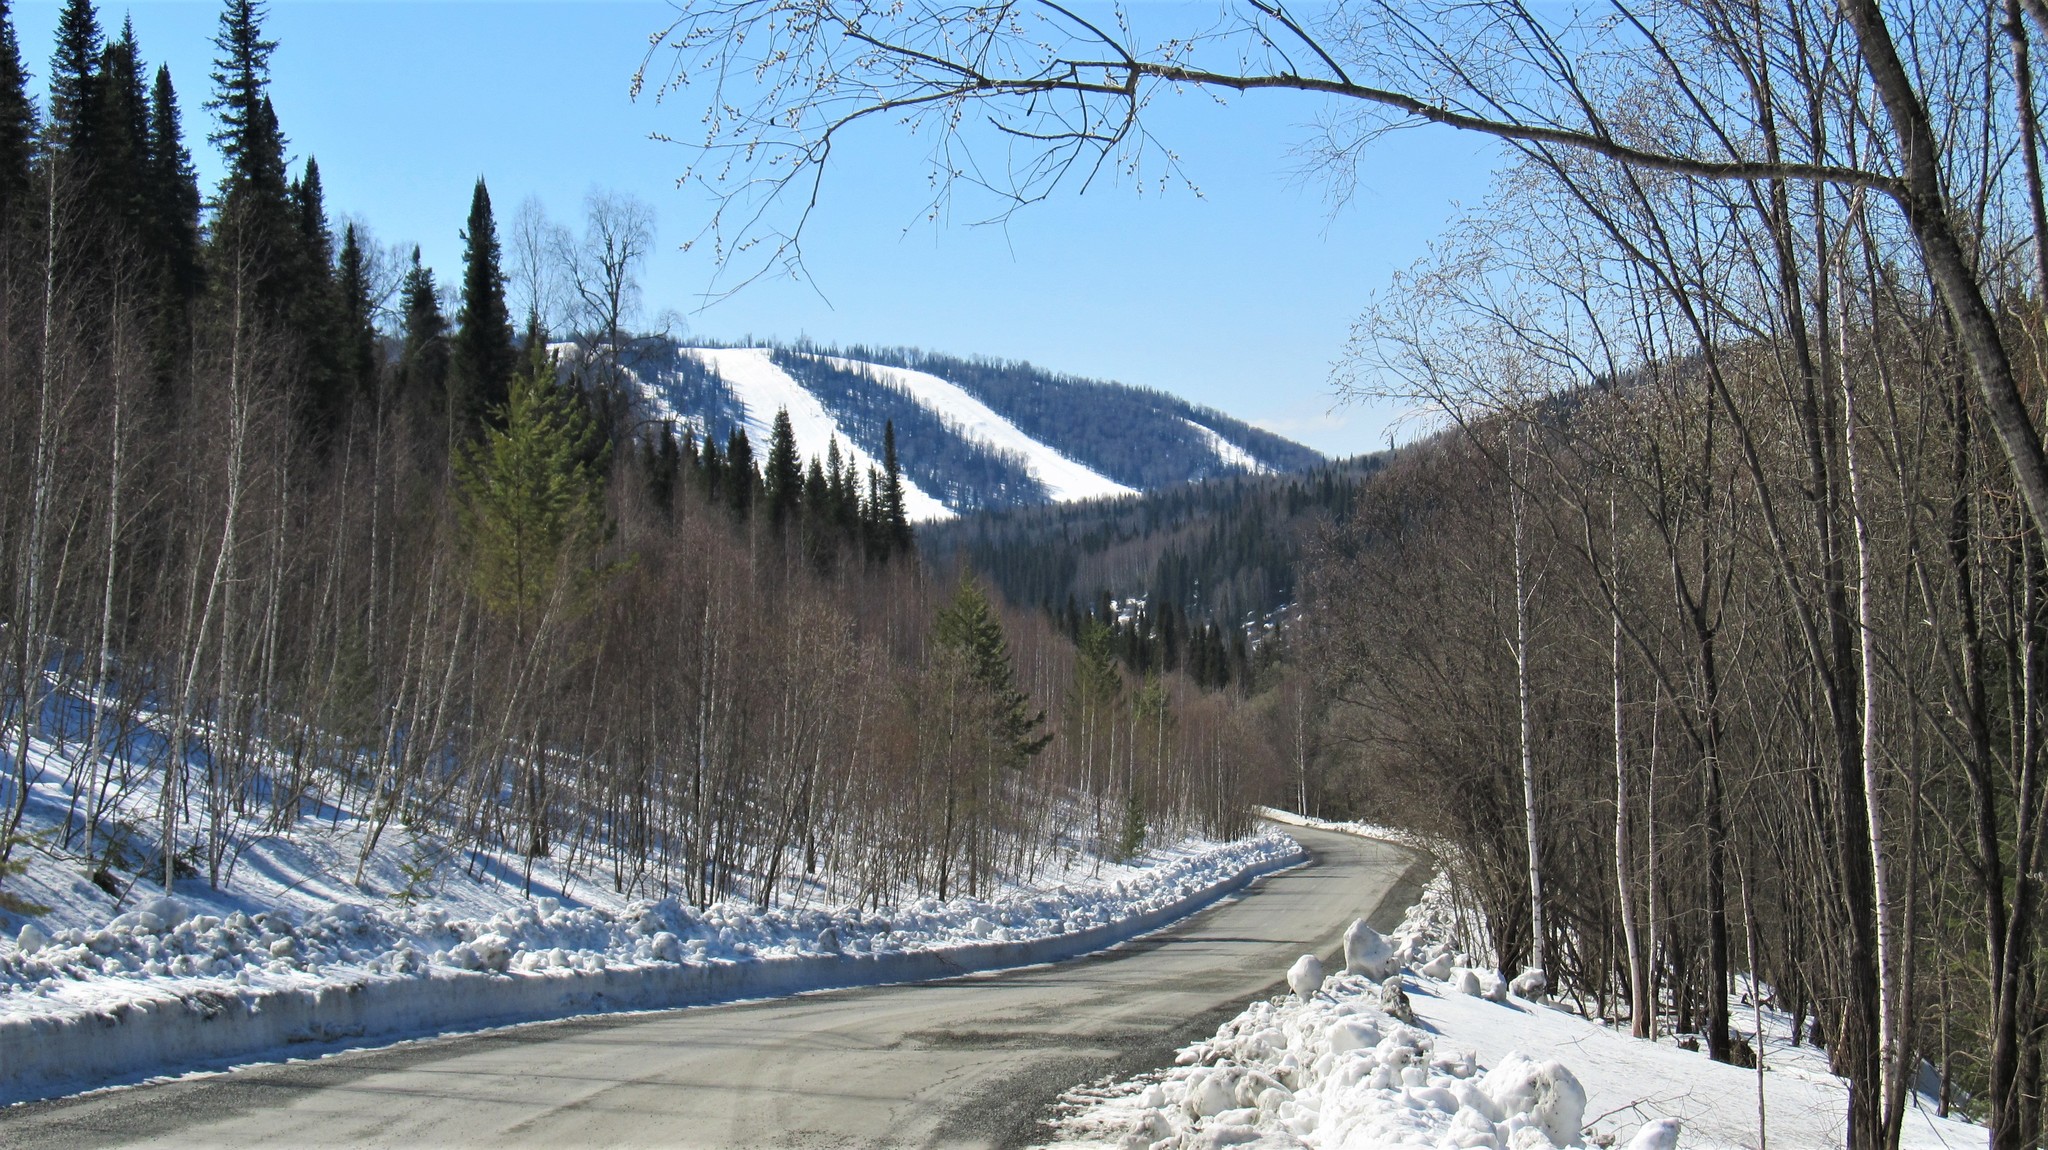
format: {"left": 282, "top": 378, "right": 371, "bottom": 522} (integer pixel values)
{"left": 614, "top": 338, "right": 1324, "bottom": 518}
{"left": 0, "top": 0, "right": 1288, "bottom": 931}
{"left": 922, "top": 455, "right": 1384, "bottom": 635}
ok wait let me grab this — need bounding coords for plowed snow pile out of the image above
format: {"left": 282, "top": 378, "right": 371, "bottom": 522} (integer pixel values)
{"left": 1045, "top": 864, "right": 1979, "bottom": 1149}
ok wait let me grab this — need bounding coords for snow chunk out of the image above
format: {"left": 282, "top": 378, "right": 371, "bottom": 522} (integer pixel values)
{"left": 1625, "top": 1118, "right": 1681, "bottom": 1150}
{"left": 1286, "top": 954, "right": 1323, "bottom": 1001}
{"left": 1479, "top": 1051, "right": 1586, "bottom": 1146}
{"left": 1343, "top": 918, "right": 1396, "bottom": 978}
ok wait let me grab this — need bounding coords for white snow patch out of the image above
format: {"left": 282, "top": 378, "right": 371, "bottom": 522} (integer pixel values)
{"left": 671, "top": 347, "right": 956, "bottom": 523}
{"left": 1183, "top": 418, "right": 1273, "bottom": 475}
{"left": 809, "top": 354, "right": 1140, "bottom": 503}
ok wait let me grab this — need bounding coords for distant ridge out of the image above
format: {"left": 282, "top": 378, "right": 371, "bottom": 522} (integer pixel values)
{"left": 612, "top": 338, "right": 1322, "bottom": 520}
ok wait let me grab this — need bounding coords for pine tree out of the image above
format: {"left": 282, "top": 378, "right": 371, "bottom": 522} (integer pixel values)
{"left": 0, "top": 0, "right": 34, "bottom": 228}
{"left": 451, "top": 177, "right": 515, "bottom": 437}
{"left": 764, "top": 407, "right": 803, "bottom": 530}
{"left": 456, "top": 340, "right": 606, "bottom": 643}
{"left": 336, "top": 222, "right": 377, "bottom": 410}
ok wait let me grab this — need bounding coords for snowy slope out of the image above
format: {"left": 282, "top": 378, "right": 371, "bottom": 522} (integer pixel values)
{"left": 662, "top": 347, "right": 956, "bottom": 523}
{"left": 0, "top": 723, "right": 1302, "bottom": 1105}
{"left": 811, "top": 354, "right": 1140, "bottom": 503}
{"left": 1184, "top": 417, "right": 1274, "bottom": 475}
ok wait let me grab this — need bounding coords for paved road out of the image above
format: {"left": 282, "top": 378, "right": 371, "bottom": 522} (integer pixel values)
{"left": 0, "top": 828, "right": 1422, "bottom": 1150}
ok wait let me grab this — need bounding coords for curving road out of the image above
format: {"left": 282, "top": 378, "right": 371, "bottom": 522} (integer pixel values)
{"left": 0, "top": 828, "right": 1422, "bottom": 1149}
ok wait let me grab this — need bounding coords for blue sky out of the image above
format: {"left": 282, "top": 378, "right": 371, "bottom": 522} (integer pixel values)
{"left": 13, "top": 1, "right": 1502, "bottom": 457}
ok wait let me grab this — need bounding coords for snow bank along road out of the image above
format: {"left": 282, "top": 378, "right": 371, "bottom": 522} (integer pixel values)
{"left": 0, "top": 828, "right": 1420, "bottom": 1149}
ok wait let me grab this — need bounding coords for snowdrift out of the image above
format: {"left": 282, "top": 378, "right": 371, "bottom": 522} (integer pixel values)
{"left": 0, "top": 834, "right": 1303, "bottom": 1106}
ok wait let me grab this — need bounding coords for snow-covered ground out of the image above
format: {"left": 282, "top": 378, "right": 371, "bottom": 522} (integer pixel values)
{"left": 1044, "top": 826, "right": 1981, "bottom": 1150}
{"left": 811, "top": 353, "right": 1140, "bottom": 503}
{"left": 0, "top": 721, "right": 1304, "bottom": 1106}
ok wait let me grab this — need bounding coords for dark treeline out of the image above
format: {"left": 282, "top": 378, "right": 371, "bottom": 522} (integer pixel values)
{"left": 924, "top": 456, "right": 1383, "bottom": 636}
{"left": 0, "top": 0, "right": 1283, "bottom": 924}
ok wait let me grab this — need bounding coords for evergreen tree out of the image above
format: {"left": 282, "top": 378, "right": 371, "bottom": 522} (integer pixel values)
{"left": 292, "top": 157, "right": 347, "bottom": 438}
{"left": 881, "top": 420, "right": 912, "bottom": 552}
{"left": 933, "top": 573, "right": 1050, "bottom": 770}
{"left": 451, "top": 177, "right": 515, "bottom": 437}
{"left": 207, "top": 0, "right": 296, "bottom": 320}
{"left": 699, "top": 432, "right": 724, "bottom": 501}
{"left": 206, "top": 0, "right": 274, "bottom": 170}
{"left": 764, "top": 407, "right": 803, "bottom": 530}
{"left": 456, "top": 340, "right": 607, "bottom": 643}
{"left": 92, "top": 16, "right": 146, "bottom": 235}
{"left": 724, "top": 427, "right": 756, "bottom": 519}
{"left": 336, "top": 222, "right": 377, "bottom": 410}
{"left": 46, "top": 0, "right": 100, "bottom": 155}
{"left": 396, "top": 247, "right": 449, "bottom": 449}
{"left": 0, "top": 0, "right": 34, "bottom": 228}
{"left": 145, "top": 64, "right": 202, "bottom": 354}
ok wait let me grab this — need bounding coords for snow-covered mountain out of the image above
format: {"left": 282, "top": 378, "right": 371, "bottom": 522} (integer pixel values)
{"left": 616, "top": 340, "right": 1321, "bottom": 522}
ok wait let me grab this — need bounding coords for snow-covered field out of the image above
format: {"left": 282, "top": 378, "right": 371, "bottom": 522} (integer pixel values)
{"left": 1045, "top": 825, "right": 1981, "bottom": 1150}
{"left": 0, "top": 723, "right": 1304, "bottom": 1106}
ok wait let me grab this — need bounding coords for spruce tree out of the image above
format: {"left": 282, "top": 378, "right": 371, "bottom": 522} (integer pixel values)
{"left": 0, "top": 0, "right": 34, "bottom": 227}
{"left": 292, "top": 157, "right": 347, "bottom": 438}
{"left": 881, "top": 420, "right": 912, "bottom": 552}
{"left": 396, "top": 247, "right": 449, "bottom": 449}
{"left": 451, "top": 177, "right": 515, "bottom": 437}
{"left": 144, "top": 64, "right": 201, "bottom": 381}
{"left": 933, "top": 573, "right": 1050, "bottom": 769}
{"left": 764, "top": 407, "right": 803, "bottom": 530}
{"left": 92, "top": 17, "right": 147, "bottom": 235}
{"left": 456, "top": 340, "right": 606, "bottom": 643}
{"left": 724, "top": 427, "right": 755, "bottom": 518}
{"left": 47, "top": 0, "right": 100, "bottom": 155}
{"left": 336, "top": 222, "right": 377, "bottom": 410}
{"left": 207, "top": 0, "right": 296, "bottom": 321}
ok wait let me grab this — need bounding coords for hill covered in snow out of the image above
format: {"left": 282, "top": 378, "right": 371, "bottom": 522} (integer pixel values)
{"left": 614, "top": 340, "right": 1322, "bottom": 520}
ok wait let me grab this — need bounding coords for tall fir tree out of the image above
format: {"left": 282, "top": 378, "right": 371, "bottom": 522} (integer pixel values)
{"left": 396, "top": 247, "right": 450, "bottom": 453}
{"left": 724, "top": 427, "right": 755, "bottom": 519}
{"left": 0, "top": 0, "right": 34, "bottom": 228}
{"left": 881, "top": 420, "right": 912, "bottom": 553}
{"left": 764, "top": 407, "right": 803, "bottom": 530}
{"left": 207, "top": 0, "right": 296, "bottom": 323}
{"left": 91, "top": 17, "right": 147, "bottom": 237}
{"left": 144, "top": 64, "right": 201, "bottom": 382}
{"left": 451, "top": 177, "right": 515, "bottom": 437}
{"left": 290, "top": 156, "right": 346, "bottom": 438}
{"left": 46, "top": 0, "right": 100, "bottom": 155}
{"left": 335, "top": 223, "right": 377, "bottom": 410}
